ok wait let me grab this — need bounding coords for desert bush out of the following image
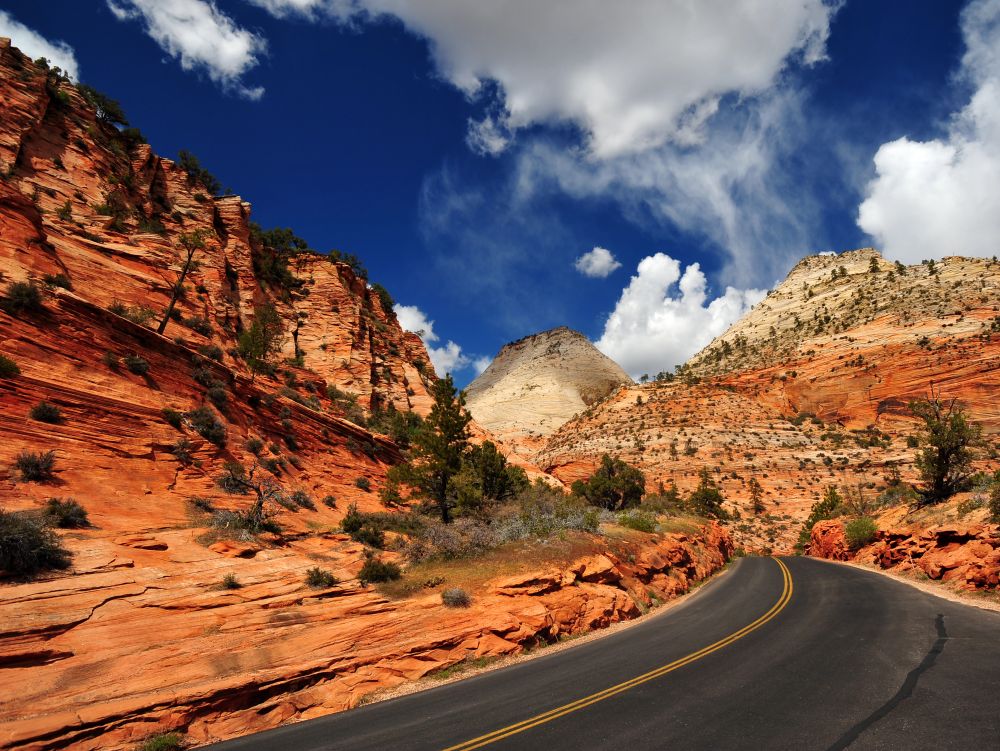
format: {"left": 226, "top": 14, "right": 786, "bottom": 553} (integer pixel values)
{"left": 109, "top": 301, "right": 156, "bottom": 327}
{"left": 191, "top": 366, "right": 216, "bottom": 387}
{"left": 355, "top": 477, "right": 371, "bottom": 492}
{"left": 989, "top": 481, "right": 1000, "bottom": 523}
{"left": 322, "top": 495, "right": 337, "bottom": 508}
{"left": 41, "top": 498, "right": 89, "bottom": 528}
{"left": 441, "top": 587, "right": 471, "bottom": 608}
{"left": 211, "top": 509, "right": 280, "bottom": 540}
{"left": 169, "top": 438, "right": 194, "bottom": 464}
{"left": 0, "top": 354, "right": 20, "bottom": 378}
{"left": 136, "top": 732, "right": 185, "bottom": 751}
{"left": 1, "top": 281, "right": 43, "bottom": 315}
{"left": 245, "top": 437, "right": 264, "bottom": 455}
{"left": 0, "top": 509, "right": 72, "bottom": 575}
{"left": 358, "top": 553, "right": 401, "bottom": 585}
{"left": 216, "top": 461, "right": 249, "bottom": 494}
{"left": 221, "top": 573, "right": 241, "bottom": 590}
{"left": 206, "top": 385, "right": 228, "bottom": 411}
{"left": 162, "top": 408, "right": 184, "bottom": 429}
{"left": 186, "top": 406, "right": 226, "bottom": 447}
{"left": 289, "top": 489, "right": 315, "bottom": 510}
{"left": 795, "top": 486, "right": 844, "bottom": 552}
{"left": 188, "top": 497, "right": 215, "bottom": 513}
{"left": 305, "top": 566, "right": 338, "bottom": 588}
{"left": 197, "top": 344, "right": 224, "bottom": 362}
{"left": 102, "top": 351, "right": 120, "bottom": 370}
{"left": 616, "top": 509, "right": 657, "bottom": 533}
{"left": 845, "top": 517, "right": 877, "bottom": 550}
{"left": 182, "top": 316, "right": 212, "bottom": 337}
{"left": 16, "top": 450, "right": 56, "bottom": 481}
{"left": 43, "top": 273, "right": 72, "bottom": 290}
{"left": 124, "top": 353, "right": 149, "bottom": 375}
{"left": 29, "top": 401, "right": 63, "bottom": 423}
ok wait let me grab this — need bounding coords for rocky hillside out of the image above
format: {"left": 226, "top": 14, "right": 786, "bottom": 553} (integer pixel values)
{"left": 465, "top": 327, "right": 632, "bottom": 457}
{"left": 537, "top": 248, "right": 1000, "bottom": 552}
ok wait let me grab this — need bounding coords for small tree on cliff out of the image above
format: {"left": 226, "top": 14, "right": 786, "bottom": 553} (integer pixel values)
{"left": 571, "top": 454, "right": 645, "bottom": 511}
{"left": 406, "top": 375, "right": 471, "bottom": 523}
{"left": 748, "top": 477, "right": 765, "bottom": 515}
{"left": 157, "top": 230, "right": 207, "bottom": 335}
{"left": 687, "top": 468, "right": 727, "bottom": 520}
{"left": 909, "top": 389, "right": 982, "bottom": 505}
{"left": 237, "top": 303, "right": 284, "bottom": 380}
{"left": 795, "top": 486, "right": 843, "bottom": 552}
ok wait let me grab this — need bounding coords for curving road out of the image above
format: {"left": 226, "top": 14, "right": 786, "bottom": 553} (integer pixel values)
{"left": 207, "top": 557, "right": 1000, "bottom": 750}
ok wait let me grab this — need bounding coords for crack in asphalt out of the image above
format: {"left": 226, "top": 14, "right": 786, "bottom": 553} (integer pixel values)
{"left": 825, "top": 613, "right": 948, "bottom": 750}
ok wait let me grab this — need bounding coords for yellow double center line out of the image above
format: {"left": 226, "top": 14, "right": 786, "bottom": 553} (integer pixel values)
{"left": 443, "top": 557, "right": 794, "bottom": 751}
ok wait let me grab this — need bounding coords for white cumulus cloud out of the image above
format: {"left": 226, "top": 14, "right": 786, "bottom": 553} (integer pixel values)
{"left": 107, "top": 0, "right": 266, "bottom": 99}
{"left": 328, "top": 0, "right": 835, "bottom": 159}
{"left": 595, "top": 253, "right": 765, "bottom": 379}
{"left": 394, "top": 303, "right": 484, "bottom": 377}
{"left": 574, "top": 247, "right": 622, "bottom": 278}
{"left": 857, "top": 0, "right": 1000, "bottom": 263}
{"left": 0, "top": 11, "right": 79, "bottom": 79}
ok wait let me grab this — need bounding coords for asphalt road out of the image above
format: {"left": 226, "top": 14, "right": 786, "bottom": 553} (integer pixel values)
{"left": 207, "top": 556, "right": 1000, "bottom": 750}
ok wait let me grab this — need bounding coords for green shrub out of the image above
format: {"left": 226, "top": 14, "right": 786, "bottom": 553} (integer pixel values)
{"left": 0, "top": 509, "right": 72, "bottom": 575}
{"left": 197, "top": 344, "right": 224, "bottom": 362}
{"left": 305, "top": 566, "right": 338, "bottom": 588}
{"left": 845, "top": 517, "right": 877, "bottom": 551}
{"left": 289, "top": 489, "right": 315, "bottom": 510}
{"left": 216, "top": 461, "right": 248, "bottom": 494}
{"left": 617, "top": 509, "right": 657, "bottom": 533}
{"left": 16, "top": 450, "right": 56, "bottom": 481}
{"left": 42, "top": 498, "right": 89, "bottom": 528}
{"left": 29, "top": 401, "right": 63, "bottom": 423}
{"left": 169, "top": 438, "right": 194, "bottom": 464}
{"left": 56, "top": 201, "right": 72, "bottom": 220}
{"left": 109, "top": 301, "right": 156, "bottom": 327}
{"left": 221, "top": 573, "right": 241, "bottom": 590}
{"left": 189, "top": 497, "right": 215, "bottom": 513}
{"left": 211, "top": 508, "right": 280, "bottom": 538}
{"left": 124, "top": 353, "right": 149, "bottom": 375}
{"left": 571, "top": 454, "right": 645, "bottom": 510}
{"left": 245, "top": 437, "right": 264, "bottom": 455}
{"left": 322, "top": 495, "right": 337, "bottom": 508}
{"left": 686, "top": 469, "right": 728, "bottom": 519}
{"left": 102, "top": 351, "right": 120, "bottom": 370}
{"left": 186, "top": 406, "right": 226, "bottom": 447}
{"left": 355, "top": 477, "right": 371, "bottom": 492}
{"left": 989, "top": 484, "right": 1000, "bottom": 523}
{"left": 358, "top": 554, "right": 401, "bottom": 585}
{"left": 206, "top": 385, "right": 228, "bottom": 410}
{"left": 0, "top": 354, "right": 19, "bottom": 378}
{"left": 43, "top": 273, "right": 72, "bottom": 290}
{"left": 136, "top": 732, "right": 185, "bottom": 751}
{"left": 183, "top": 316, "right": 213, "bottom": 337}
{"left": 441, "top": 587, "right": 471, "bottom": 607}
{"left": 162, "top": 408, "right": 184, "bottom": 429}
{"left": 1, "top": 281, "right": 43, "bottom": 315}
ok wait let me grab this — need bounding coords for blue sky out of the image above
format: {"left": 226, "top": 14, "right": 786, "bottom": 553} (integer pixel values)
{"left": 2, "top": 0, "right": 998, "bottom": 384}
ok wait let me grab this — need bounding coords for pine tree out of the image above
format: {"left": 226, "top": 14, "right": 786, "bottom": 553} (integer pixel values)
{"left": 237, "top": 304, "right": 284, "bottom": 380}
{"left": 408, "top": 375, "right": 471, "bottom": 523}
{"left": 157, "top": 230, "right": 207, "bottom": 335}
{"left": 748, "top": 477, "right": 765, "bottom": 515}
{"left": 910, "top": 390, "right": 982, "bottom": 504}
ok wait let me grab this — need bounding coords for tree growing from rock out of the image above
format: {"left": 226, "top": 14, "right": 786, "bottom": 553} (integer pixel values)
{"left": 404, "top": 375, "right": 471, "bottom": 523}
{"left": 748, "top": 477, "right": 765, "bottom": 515}
{"left": 157, "top": 230, "right": 207, "bottom": 335}
{"left": 571, "top": 454, "right": 645, "bottom": 511}
{"left": 910, "top": 390, "right": 982, "bottom": 505}
{"left": 687, "top": 468, "right": 727, "bottom": 519}
{"left": 237, "top": 303, "right": 284, "bottom": 380}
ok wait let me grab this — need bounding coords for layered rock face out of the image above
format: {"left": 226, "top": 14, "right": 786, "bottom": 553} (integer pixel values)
{"left": 0, "top": 522, "right": 731, "bottom": 749}
{"left": 810, "top": 519, "right": 1000, "bottom": 590}
{"left": 465, "top": 327, "right": 632, "bottom": 458}
{"left": 537, "top": 249, "right": 1000, "bottom": 552}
